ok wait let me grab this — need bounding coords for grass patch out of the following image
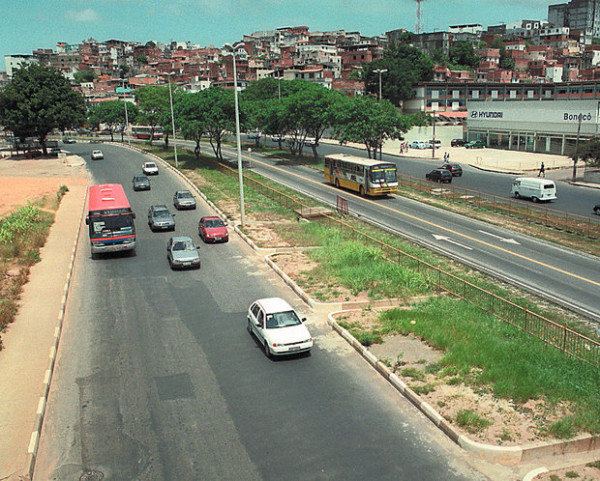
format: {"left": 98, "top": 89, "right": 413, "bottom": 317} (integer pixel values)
{"left": 0, "top": 199, "right": 58, "bottom": 349}
{"left": 378, "top": 297, "right": 600, "bottom": 436}
{"left": 455, "top": 409, "right": 492, "bottom": 433}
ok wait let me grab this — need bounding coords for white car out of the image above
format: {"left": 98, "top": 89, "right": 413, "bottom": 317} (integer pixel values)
{"left": 142, "top": 161, "right": 159, "bottom": 175}
{"left": 247, "top": 297, "right": 313, "bottom": 357}
{"left": 91, "top": 150, "right": 104, "bottom": 160}
{"left": 409, "top": 140, "right": 430, "bottom": 149}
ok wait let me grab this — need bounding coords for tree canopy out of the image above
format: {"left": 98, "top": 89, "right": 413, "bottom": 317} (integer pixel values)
{"left": 135, "top": 85, "right": 173, "bottom": 145}
{"left": 0, "top": 64, "right": 86, "bottom": 153}
{"left": 88, "top": 100, "right": 138, "bottom": 142}
{"left": 362, "top": 44, "right": 434, "bottom": 105}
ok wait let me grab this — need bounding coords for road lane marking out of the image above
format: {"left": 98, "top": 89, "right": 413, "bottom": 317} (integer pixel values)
{"left": 432, "top": 234, "right": 473, "bottom": 250}
{"left": 478, "top": 230, "right": 520, "bottom": 245}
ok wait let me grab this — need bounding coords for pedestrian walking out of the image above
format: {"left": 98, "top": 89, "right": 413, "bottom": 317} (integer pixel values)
{"left": 538, "top": 162, "right": 545, "bottom": 177}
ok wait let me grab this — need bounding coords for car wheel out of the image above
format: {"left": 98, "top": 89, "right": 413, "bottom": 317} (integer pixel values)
{"left": 514, "top": 192, "right": 520, "bottom": 199}
{"left": 532, "top": 197, "right": 539, "bottom": 203}
{"left": 264, "top": 341, "right": 272, "bottom": 358}
{"left": 335, "top": 178, "right": 340, "bottom": 188}
{"left": 247, "top": 319, "right": 252, "bottom": 334}
{"left": 359, "top": 185, "right": 365, "bottom": 196}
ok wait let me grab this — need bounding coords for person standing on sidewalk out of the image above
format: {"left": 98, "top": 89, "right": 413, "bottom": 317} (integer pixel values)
{"left": 538, "top": 162, "right": 545, "bottom": 177}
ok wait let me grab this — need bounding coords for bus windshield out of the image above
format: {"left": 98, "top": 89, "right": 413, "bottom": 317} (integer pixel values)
{"left": 371, "top": 168, "right": 397, "bottom": 183}
{"left": 90, "top": 214, "right": 135, "bottom": 238}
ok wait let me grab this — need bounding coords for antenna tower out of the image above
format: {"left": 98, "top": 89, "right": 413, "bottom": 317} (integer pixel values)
{"left": 415, "top": 0, "right": 424, "bottom": 34}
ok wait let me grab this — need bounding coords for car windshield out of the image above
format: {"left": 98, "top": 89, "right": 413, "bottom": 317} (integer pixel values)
{"left": 178, "top": 191, "right": 192, "bottom": 198}
{"left": 155, "top": 211, "right": 171, "bottom": 219}
{"left": 146, "top": 163, "right": 156, "bottom": 168}
{"left": 173, "top": 240, "right": 194, "bottom": 251}
{"left": 265, "top": 310, "right": 302, "bottom": 329}
{"left": 205, "top": 219, "right": 224, "bottom": 228}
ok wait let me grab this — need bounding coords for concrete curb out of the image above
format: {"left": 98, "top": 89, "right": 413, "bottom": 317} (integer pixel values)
{"left": 522, "top": 467, "right": 548, "bottom": 481}
{"left": 25, "top": 185, "right": 88, "bottom": 480}
{"left": 325, "top": 308, "right": 600, "bottom": 466}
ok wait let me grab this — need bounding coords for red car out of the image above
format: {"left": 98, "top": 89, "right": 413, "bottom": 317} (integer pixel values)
{"left": 198, "top": 216, "right": 229, "bottom": 243}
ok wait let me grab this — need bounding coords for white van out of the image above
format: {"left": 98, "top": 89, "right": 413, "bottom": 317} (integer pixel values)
{"left": 510, "top": 177, "right": 557, "bottom": 202}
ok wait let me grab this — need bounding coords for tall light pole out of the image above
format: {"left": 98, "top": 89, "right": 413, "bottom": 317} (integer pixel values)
{"left": 373, "top": 68, "right": 387, "bottom": 101}
{"left": 226, "top": 45, "right": 246, "bottom": 226}
{"left": 167, "top": 73, "right": 178, "bottom": 168}
{"left": 121, "top": 78, "right": 130, "bottom": 146}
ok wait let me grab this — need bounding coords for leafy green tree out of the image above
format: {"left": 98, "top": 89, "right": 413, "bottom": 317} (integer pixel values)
{"left": 136, "top": 54, "right": 148, "bottom": 65}
{"left": 449, "top": 41, "right": 479, "bottom": 69}
{"left": 88, "top": 100, "right": 138, "bottom": 142}
{"left": 73, "top": 69, "right": 97, "bottom": 84}
{"left": 363, "top": 44, "right": 434, "bottom": 104}
{"left": 335, "top": 96, "right": 411, "bottom": 159}
{"left": 135, "top": 85, "right": 171, "bottom": 146}
{"left": 119, "top": 65, "right": 130, "bottom": 79}
{"left": 176, "top": 92, "right": 208, "bottom": 160}
{"left": 0, "top": 64, "right": 86, "bottom": 154}
{"left": 573, "top": 137, "right": 600, "bottom": 168}
{"left": 201, "top": 87, "right": 242, "bottom": 161}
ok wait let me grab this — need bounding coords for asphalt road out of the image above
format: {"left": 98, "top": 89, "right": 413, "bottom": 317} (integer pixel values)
{"left": 33, "top": 143, "right": 487, "bottom": 480}
{"left": 226, "top": 144, "right": 600, "bottom": 323}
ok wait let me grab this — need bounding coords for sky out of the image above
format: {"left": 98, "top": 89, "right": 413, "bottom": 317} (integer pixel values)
{"left": 2, "top": 0, "right": 560, "bottom": 63}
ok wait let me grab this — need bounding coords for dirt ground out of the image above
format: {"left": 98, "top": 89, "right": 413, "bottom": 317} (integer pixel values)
{"left": 0, "top": 155, "right": 88, "bottom": 218}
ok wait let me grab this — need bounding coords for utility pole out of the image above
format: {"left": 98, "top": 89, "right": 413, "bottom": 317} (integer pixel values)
{"left": 572, "top": 113, "right": 582, "bottom": 182}
{"left": 431, "top": 111, "right": 436, "bottom": 159}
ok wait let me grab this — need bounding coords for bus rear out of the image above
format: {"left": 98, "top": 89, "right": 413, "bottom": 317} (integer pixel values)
{"left": 86, "top": 184, "right": 136, "bottom": 255}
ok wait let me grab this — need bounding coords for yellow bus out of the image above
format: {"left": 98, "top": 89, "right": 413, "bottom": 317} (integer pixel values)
{"left": 324, "top": 153, "right": 398, "bottom": 196}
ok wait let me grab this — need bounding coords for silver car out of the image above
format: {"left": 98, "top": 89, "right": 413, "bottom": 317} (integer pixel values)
{"left": 173, "top": 190, "right": 197, "bottom": 210}
{"left": 167, "top": 236, "right": 201, "bottom": 269}
{"left": 148, "top": 205, "right": 175, "bottom": 231}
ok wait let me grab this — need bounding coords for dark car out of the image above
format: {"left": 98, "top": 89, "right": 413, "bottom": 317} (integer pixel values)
{"left": 132, "top": 175, "right": 151, "bottom": 191}
{"left": 426, "top": 169, "right": 453, "bottom": 183}
{"left": 451, "top": 138, "right": 467, "bottom": 147}
{"left": 148, "top": 205, "right": 175, "bottom": 231}
{"left": 440, "top": 163, "right": 463, "bottom": 176}
{"left": 167, "top": 236, "right": 201, "bottom": 270}
{"left": 594, "top": 204, "right": 600, "bottom": 215}
{"left": 465, "top": 140, "right": 485, "bottom": 149}
{"left": 62, "top": 138, "right": 76, "bottom": 144}
{"left": 198, "top": 216, "right": 229, "bottom": 243}
{"left": 173, "top": 190, "right": 197, "bottom": 210}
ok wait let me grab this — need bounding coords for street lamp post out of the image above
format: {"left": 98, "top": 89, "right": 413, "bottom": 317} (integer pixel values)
{"left": 121, "top": 78, "right": 130, "bottom": 146}
{"left": 167, "top": 73, "right": 178, "bottom": 169}
{"left": 373, "top": 68, "right": 388, "bottom": 102}
{"left": 229, "top": 47, "right": 246, "bottom": 226}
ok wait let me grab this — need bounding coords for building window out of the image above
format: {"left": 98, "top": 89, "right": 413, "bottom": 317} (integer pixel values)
{"left": 471, "top": 90, "right": 480, "bottom": 99}
{"left": 491, "top": 90, "right": 498, "bottom": 99}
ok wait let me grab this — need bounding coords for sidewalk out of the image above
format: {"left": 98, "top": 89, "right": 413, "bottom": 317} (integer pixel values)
{"left": 0, "top": 165, "right": 87, "bottom": 480}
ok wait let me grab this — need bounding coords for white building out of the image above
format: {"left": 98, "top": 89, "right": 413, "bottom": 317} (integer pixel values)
{"left": 4, "top": 54, "right": 38, "bottom": 77}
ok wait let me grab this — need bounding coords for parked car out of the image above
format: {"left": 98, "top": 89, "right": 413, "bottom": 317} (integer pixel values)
{"left": 148, "top": 204, "right": 175, "bottom": 231}
{"left": 166, "top": 236, "right": 201, "bottom": 270}
{"left": 594, "top": 204, "right": 600, "bottom": 215}
{"left": 440, "top": 163, "right": 463, "bottom": 176}
{"left": 426, "top": 169, "right": 453, "bottom": 183}
{"left": 91, "top": 149, "right": 104, "bottom": 160}
{"left": 142, "top": 161, "right": 159, "bottom": 175}
{"left": 271, "top": 135, "right": 285, "bottom": 142}
{"left": 465, "top": 140, "right": 485, "bottom": 149}
{"left": 198, "top": 216, "right": 229, "bottom": 243}
{"left": 62, "top": 138, "right": 76, "bottom": 144}
{"left": 247, "top": 297, "right": 313, "bottom": 357}
{"left": 451, "top": 138, "right": 467, "bottom": 147}
{"left": 428, "top": 139, "right": 442, "bottom": 148}
{"left": 409, "top": 140, "right": 429, "bottom": 149}
{"left": 247, "top": 131, "right": 261, "bottom": 140}
{"left": 173, "top": 190, "right": 197, "bottom": 210}
{"left": 132, "top": 175, "right": 150, "bottom": 191}
{"left": 304, "top": 138, "right": 318, "bottom": 147}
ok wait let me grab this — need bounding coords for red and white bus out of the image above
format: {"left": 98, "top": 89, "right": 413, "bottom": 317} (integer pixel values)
{"left": 131, "top": 125, "right": 163, "bottom": 140}
{"left": 85, "top": 184, "right": 136, "bottom": 256}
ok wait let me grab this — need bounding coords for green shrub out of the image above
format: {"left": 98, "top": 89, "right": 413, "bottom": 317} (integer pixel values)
{"left": 455, "top": 409, "right": 492, "bottom": 433}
